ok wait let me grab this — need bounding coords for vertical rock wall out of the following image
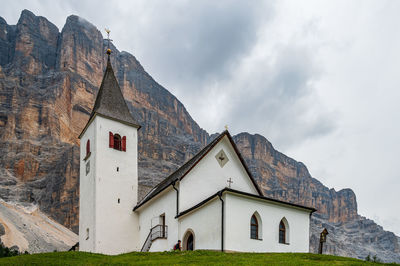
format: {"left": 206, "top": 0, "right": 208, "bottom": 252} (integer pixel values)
{"left": 0, "top": 10, "right": 398, "bottom": 262}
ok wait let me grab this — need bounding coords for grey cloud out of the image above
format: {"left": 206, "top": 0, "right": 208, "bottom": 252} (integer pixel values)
{"left": 226, "top": 45, "right": 336, "bottom": 149}
{"left": 133, "top": 1, "right": 274, "bottom": 88}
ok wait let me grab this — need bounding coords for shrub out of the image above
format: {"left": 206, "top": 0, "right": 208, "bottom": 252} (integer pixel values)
{"left": 0, "top": 244, "right": 21, "bottom": 258}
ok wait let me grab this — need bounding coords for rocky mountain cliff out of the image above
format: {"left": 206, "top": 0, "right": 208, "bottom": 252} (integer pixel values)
{"left": 0, "top": 10, "right": 398, "bottom": 262}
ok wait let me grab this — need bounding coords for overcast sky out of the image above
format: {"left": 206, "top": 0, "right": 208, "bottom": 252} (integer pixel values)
{"left": 1, "top": 0, "right": 399, "bottom": 235}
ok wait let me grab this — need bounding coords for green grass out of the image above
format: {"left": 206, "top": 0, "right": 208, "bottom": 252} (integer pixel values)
{"left": 0, "top": 250, "right": 396, "bottom": 265}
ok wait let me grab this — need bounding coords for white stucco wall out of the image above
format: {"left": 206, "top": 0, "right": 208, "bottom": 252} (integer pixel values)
{"left": 137, "top": 188, "right": 222, "bottom": 252}
{"left": 137, "top": 187, "right": 178, "bottom": 252}
{"left": 80, "top": 118, "right": 312, "bottom": 255}
{"left": 179, "top": 136, "right": 259, "bottom": 211}
{"left": 79, "top": 119, "right": 96, "bottom": 252}
{"left": 224, "top": 192, "right": 311, "bottom": 253}
{"left": 80, "top": 115, "right": 140, "bottom": 255}
{"left": 178, "top": 197, "right": 222, "bottom": 251}
{"left": 150, "top": 239, "right": 169, "bottom": 252}
{"left": 95, "top": 115, "right": 140, "bottom": 254}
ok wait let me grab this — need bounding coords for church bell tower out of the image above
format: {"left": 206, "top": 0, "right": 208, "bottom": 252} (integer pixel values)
{"left": 78, "top": 45, "right": 141, "bottom": 254}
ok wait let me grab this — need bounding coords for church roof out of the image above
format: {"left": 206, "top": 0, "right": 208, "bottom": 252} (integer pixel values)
{"left": 79, "top": 55, "right": 140, "bottom": 138}
{"left": 133, "top": 130, "right": 263, "bottom": 211}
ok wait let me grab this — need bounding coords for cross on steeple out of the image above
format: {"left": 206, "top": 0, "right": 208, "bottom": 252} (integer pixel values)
{"left": 227, "top": 177, "right": 233, "bottom": 188}
{"left": 105, "top": 28, "right": 113, "bottom": 55}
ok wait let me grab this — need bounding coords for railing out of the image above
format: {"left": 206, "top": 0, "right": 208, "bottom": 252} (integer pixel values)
{"left": 141, "top": 224, "right": 168, "bottom": 252}
{"left": 141, "top": 231, "right": 152, "bottom": 252}
{"left": 150, "top": 224, "right": 168, "bottom": 241}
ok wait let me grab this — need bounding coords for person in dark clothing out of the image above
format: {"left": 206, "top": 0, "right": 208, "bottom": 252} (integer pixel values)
{"left": 174, "top": 240, "right": 181, "bottom": 251}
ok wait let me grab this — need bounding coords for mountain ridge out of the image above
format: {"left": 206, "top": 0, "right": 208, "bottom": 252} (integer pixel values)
{"left": 0, "top": 10, "right": 398, "bottom": 262}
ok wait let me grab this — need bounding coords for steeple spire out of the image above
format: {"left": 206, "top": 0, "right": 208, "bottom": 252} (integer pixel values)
{"left": 90, "top": 57, "right": 139, "bottom": 127}
{"left": 79, "top": 30, "right": 140, "bottom": 138}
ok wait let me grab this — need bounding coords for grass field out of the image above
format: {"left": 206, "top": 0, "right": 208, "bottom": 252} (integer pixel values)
{"left": 0, "top": 250, "right": 397, "bottom": 265}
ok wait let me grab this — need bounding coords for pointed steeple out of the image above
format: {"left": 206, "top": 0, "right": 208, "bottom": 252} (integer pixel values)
{"left": 90, "top": 54, "right": 139, "bottom": 126}
{"left": 79, "top": 51, "right": 140, "bottom": 138}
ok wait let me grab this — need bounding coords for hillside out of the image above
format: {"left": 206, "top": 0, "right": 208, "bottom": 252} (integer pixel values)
{"left": 0, "top": 9, "right": 399, "bottom": 262}
{"left": 0, "top": 200, "right": 77, "bottom": 253}
{"left": 0, "top": 251, "right": 392, "bottom": 265}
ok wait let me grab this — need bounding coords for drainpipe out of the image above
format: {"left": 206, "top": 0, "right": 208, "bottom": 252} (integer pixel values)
{"left": 172, "top": 181, "right": 179, "bottom": 216}
{"left": 218, "top": 192, "right": 224, "bottom": 252}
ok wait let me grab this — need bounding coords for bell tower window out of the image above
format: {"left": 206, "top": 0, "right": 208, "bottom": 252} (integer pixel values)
{"left": 114, "top": 134, "right": 122, "bottom": 150}
{"left": 109, "top": 132, "right": 127, "bottom": 152}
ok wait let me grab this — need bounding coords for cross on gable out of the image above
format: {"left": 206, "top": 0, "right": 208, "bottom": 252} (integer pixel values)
{"left": 227, "top": 177, "right": 233, "bottom": 188}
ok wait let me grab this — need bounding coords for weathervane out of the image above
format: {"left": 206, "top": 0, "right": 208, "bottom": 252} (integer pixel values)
{"left": 224, "top": 125, "right": 229, "bottom": 131}
{"left": 105, "top": 28, "right": 113, "bottom": 55}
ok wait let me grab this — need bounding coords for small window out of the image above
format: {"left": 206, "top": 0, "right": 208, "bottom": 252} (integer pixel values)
{"left": 84, "top": 139, "right": 91, "bottom": 161}
{"left": 86, "top": 228, "right": 89, "bottom": 240}
{"left": 109, "top": 132, "right": 126, "bottom": 152}
{"left": 279, "top": 220, "right": 286, "bottom": 244}
{"left": 86, "top": 139, "right": 90, "bottom": 156}
{"left": 114, "top": 134, "right": 122, "bottom": 150}
{"left": 250, "top": 215, "right": 258, "bottom": 239}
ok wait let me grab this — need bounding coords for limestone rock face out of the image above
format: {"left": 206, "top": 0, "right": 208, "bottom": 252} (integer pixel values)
{"left": 0, "top": 10, "right": 398, "bottom": 262}
{"left": 0, "top": 10, "right": 208, "bottom": 234}
{"left": 310, "top": 213, "right": 400, "bottom": 263}
{"left": 233, "top": 132, "right": 358, "bottom": 223}
{"left": 12, "top": 10, "right": 59, "bottom": 75}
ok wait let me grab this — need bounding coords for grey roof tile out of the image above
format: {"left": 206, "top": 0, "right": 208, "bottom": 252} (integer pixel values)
{"left": 90, "top": 55, "right": 140, "bottom": 128}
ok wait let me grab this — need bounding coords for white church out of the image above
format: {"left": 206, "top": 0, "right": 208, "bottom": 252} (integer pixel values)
{"left": 78, "top": 50, "right": 316, "bottom": 255}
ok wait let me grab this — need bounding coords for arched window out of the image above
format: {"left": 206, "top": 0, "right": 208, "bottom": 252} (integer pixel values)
{"left": 86, "top": 139, "right": 90, "bottom": 157}
{"left": 109, "top": 132, "right": 126, "bottom": 152}
{"left": 279, "top": 218, "right": 289, "bottom": 244}
{"left": 114, "top": 134, "right": 121, "bottom": 151}
{"left": 250, "top": 214, "right": 258, "bottom": 239}
{"left": 279, "top": 220, "right": 285, "bottom": 243}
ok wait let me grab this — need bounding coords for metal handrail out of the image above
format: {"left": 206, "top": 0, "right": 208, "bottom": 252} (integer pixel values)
{"left": 151, "top": 224, "right": 168, "bottom": 240}
{"left": 141, "top": 224, "right": 168, "bottom": 252}
{"left": 141, "top": 231, "right": 152, "bottom": 252}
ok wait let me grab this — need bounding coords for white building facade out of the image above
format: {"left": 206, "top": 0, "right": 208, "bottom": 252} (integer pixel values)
{"left": 79, "top": 53, "right": 315, "bottom": 255}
